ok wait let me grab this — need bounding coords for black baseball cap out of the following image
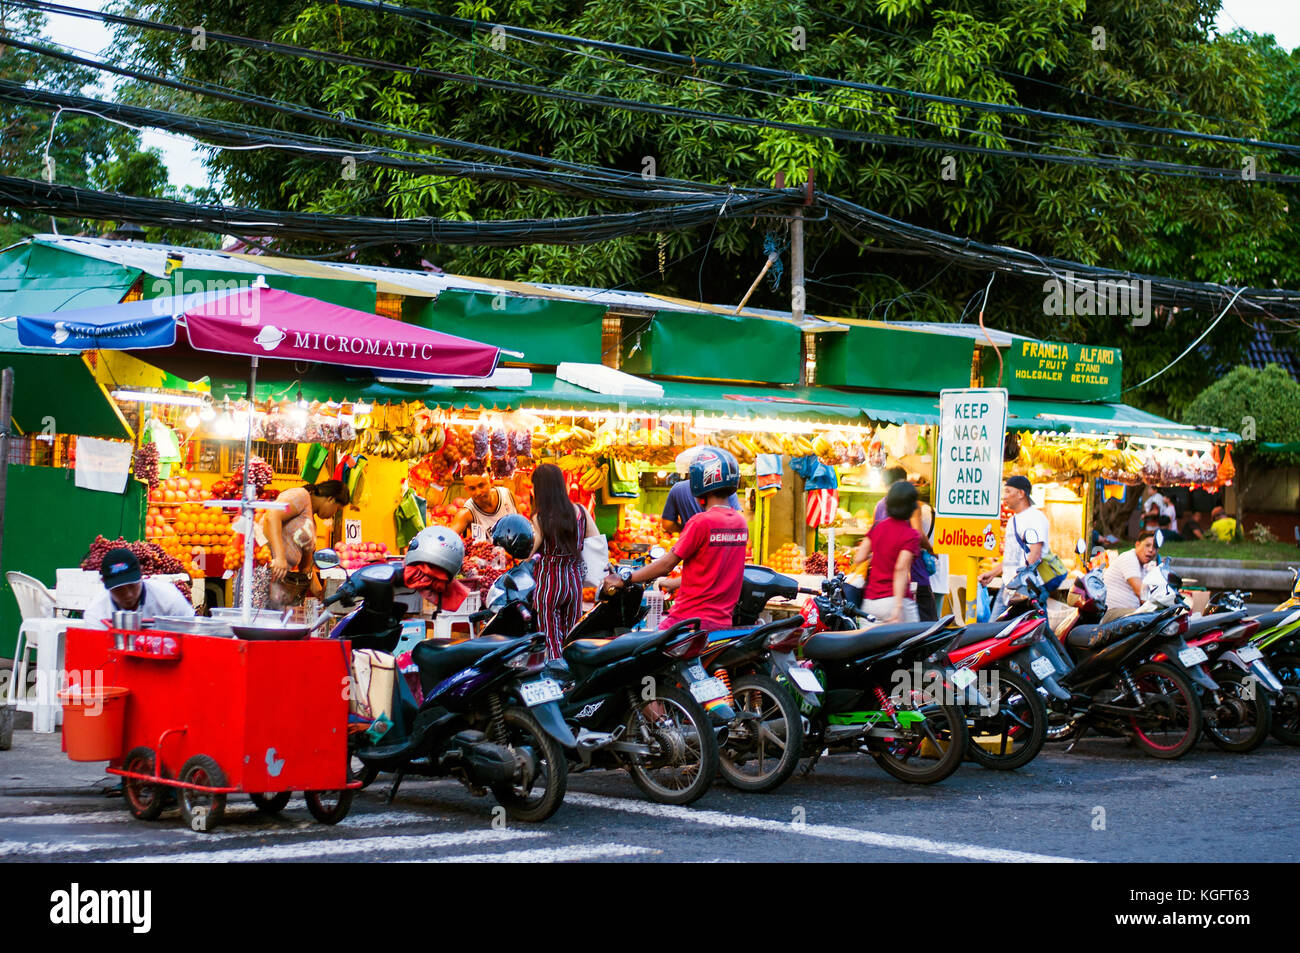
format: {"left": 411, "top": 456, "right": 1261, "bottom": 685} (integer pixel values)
{"left": 1005, "top": 475, "right": 1033, "bottom": 496}
{"left": 100, "top": 548, "right": 142, "bottom": 590}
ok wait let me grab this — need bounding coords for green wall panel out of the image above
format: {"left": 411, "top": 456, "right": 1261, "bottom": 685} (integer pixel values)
{"left": 406, "top": 291, "right": 605, "bottom": 366}
{"left": 621, "top": 311, "right": 802, "bottom": 383}
{"left": 0, "top": 466, "right": 146, "bottom": 656}
{"left": 815, "top": 325, "right": 974, "bottom": 390}
{"left": 142, "top": 269, "right": 377, "bottom": 313}
{"left": 0, "top": 242, "right": 141, "bottom": 316}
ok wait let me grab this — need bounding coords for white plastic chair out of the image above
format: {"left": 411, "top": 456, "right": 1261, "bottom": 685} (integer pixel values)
{"left": 6, "top": 571, "right": 65, "bottom": 732}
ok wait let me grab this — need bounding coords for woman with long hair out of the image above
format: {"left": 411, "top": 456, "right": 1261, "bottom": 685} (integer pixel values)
{"left": 530, "top": 463, "right": 598, "bottom": 659}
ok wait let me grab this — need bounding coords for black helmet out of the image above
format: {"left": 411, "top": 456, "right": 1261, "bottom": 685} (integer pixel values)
{"left": 688, "top": 446, "right": 740, "bottom": 498}
{"left": 491, "top": 513, "right": 535, "bottom": 559}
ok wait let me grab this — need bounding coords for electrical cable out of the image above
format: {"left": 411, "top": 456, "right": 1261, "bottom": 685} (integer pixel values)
{"left": 8, "top": 6, "right": 1299, "bottom": 185}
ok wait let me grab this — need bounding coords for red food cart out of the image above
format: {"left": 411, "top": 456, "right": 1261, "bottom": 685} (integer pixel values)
{"left": 63, "top": 626, "right": 357, "bottom": 832}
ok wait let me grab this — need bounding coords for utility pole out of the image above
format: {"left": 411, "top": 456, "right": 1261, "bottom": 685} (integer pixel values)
{"left": 793, "top": 168, "right": 814, "bottom": 386}
{"left": 0, "top": 368, "right": 12, "bottom": 574}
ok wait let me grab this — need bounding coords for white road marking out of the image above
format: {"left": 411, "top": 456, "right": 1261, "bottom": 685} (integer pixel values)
{"left": 566, "top": 793, "right": 1089, "bottom": 863}
{"left": 0, "top": 809, "right": 437, "bottom": 831}
{"left": 427, "top": 843, "right": 656, "bottom": 863}
{"left": 116, "top": 829, "right": 546, "bottom": 863}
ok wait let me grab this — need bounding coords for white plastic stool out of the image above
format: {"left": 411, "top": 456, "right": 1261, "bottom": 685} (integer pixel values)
{"left": 431, "top": 591, "right": 482, "bottom": 642}
{"left": 7, "top": 618, "right": 70, "bottom": 732}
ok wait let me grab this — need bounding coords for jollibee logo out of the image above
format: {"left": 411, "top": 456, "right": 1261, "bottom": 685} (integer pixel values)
{"left": 982, "top": 523, "right": 997, "bottom": 550}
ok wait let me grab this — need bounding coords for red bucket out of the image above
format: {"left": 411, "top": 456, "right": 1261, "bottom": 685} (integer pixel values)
{"left": 58, "top": 686, "right": 129, "bottom": 762}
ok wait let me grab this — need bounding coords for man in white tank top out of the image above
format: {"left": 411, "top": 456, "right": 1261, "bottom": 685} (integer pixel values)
{"left": 450, "top": 472, "right": 518, "bottom": 541}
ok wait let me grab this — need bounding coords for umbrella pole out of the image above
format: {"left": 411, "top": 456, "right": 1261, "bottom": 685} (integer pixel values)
{"left": 240, "top": 356, "right": 259, "bottom": 622}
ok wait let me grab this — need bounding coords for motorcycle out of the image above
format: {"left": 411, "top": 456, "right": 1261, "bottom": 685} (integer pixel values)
{"left": 695, "top": 566, "right": 816, "bottom": 793}
{"left": 317, "top": 549, "right": 573, "bottom": 822}
{"left": 795, "top": 575, "right": 981, "bottom": 784}
{"left": 1031, "top": 560, "right": 1203, "bottom": 759}
{"left": 543, "top": 582, "right": 726, "bottom": 805}
{"left": 1201, "top": 589, "right": 1291, "bottom": 749}
{"left": 933, "top": 567, "right": 1060, "bottom": 771}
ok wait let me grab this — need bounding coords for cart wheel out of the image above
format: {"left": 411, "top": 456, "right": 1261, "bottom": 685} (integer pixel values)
{"left": 179, "top": 754, "right": 227, "bottom": 833}
{"left": 122, "top": 746, "right": 167, "bottom": 821}
{"left": 305, "top": 788, "right": 354, "bottom": 825}
{"left": 249, "top": 791, "right": 292, "bottom": 815}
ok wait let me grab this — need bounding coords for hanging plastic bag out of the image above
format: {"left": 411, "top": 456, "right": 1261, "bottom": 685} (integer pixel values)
{"left": 976, "top": 584, "right": 992, "bottom": 623}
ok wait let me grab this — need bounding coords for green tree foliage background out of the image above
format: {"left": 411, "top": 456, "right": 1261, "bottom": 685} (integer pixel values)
{"left": 16, "top": 0, "right": 1300, "bottom": 415}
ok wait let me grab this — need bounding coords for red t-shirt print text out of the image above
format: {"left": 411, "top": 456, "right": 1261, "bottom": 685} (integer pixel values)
{"left": 665, "top": 507, "right": 749, "bottom": 632}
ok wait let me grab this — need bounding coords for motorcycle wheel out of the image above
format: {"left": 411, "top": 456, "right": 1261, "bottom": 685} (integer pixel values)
{"left": 1128, "top": 662, "right": 1202, "bottom": 759}
{"left": 870, "top": 703, "right": 968, "bottom": 784}
{"left": 1267, "top": 654, "right": 1300, "bottom": 745}
{"left": 624, "top": 685, "right": 718, "bottom": 805}
{"left": 965, "top": 665, "right": 1047, "bottom": 771}
{"left": 490, "top": 706, "right": 568, "bottom": 823}
{"left": 719, "top": 673, "right": 804, "bottom": 793}
{"left": 1203, "top": 668, "right": 1271, "bottom": 753}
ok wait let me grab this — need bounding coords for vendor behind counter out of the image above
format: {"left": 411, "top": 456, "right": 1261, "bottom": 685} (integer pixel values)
{"left": 85, "top": 548, "right": 194, "bottom": 627}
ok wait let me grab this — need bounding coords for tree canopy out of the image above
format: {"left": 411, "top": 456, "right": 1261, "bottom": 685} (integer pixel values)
{"left": 15, "top": 0, "right": 1300, "bottom": 415}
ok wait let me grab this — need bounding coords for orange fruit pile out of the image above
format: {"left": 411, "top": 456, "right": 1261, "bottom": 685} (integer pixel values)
{"left": 147, "top": 476, "right": 212, "bottom": 505}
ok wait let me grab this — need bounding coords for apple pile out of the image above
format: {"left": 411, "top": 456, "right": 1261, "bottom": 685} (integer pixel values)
{"left": 335, "top": 541, "right": 390, "bottom": 570}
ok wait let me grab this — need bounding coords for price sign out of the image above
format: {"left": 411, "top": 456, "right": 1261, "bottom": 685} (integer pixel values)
{"left": 936, "top": 388, "right": 1007, "bottom": 519}
{"left": 344, "top": 519, "right": 362, "bottom": 544}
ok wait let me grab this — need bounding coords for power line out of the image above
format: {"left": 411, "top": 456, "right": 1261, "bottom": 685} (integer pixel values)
{"left": 9, "top": 3, "right": 1300, "bottom": 185}
{"left": 0, "top": 173, "right": 792, "bottom": 245}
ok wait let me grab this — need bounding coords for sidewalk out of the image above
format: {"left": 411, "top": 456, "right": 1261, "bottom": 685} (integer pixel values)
{"left": 0, "top": 710, "right": 117, "bottom": 797}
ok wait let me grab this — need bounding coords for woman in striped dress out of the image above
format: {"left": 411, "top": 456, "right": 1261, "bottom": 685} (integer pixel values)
{"left": 530, "top": 463, "right": 598, "bottom": 660}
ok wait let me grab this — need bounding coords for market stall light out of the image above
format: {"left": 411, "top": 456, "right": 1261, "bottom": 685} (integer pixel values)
{"left": 184, "top": 412, "right": 200, "bottom": 429}
{"left": 111, "top": 389, "right": 207, "bottom": 407}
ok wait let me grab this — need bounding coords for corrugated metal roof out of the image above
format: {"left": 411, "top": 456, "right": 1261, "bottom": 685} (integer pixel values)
{"left": 1244, "top": 322, "right": 1300, "bottom": 381}
{"left": 31, "top": 235, "right": 290, "bottom": 277}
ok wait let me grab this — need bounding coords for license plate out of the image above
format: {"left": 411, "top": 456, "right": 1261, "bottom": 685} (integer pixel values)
{"left": 687, "top": 664, "right": 707, "bottom": 681}
{"left": 1238, "top": 646, "right": 1263, "bottom": 663}
{"left": 1031, "top": 656, "right": 1056, "bottom": 679}
{"left": 689, "top": 677, "right": 729, "bottom": 703}
{"left": 1178, "top": 646, "right": 1209, "bottom": 667}
{"left": 951, "top": 668, "right": 978, "bottom": 689}
{"left": 787, "top": 666, "right": 823, "bottom": 692}
{"left": 519, "top": 678, "right": 563, "bottom": 707}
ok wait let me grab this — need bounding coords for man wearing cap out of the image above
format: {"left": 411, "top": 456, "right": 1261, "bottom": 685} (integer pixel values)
{"left": 978, "top": 476, "right": 1054, "bottom": 618}
{"left": 660, "top": 448, "right": 740, "bottom": 534}
{"left": 85, "top": 548, "right": 194, "bottom": 628}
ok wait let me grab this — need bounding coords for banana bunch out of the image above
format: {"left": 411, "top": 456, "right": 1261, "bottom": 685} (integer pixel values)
{"left": 716, "top": 434, "right": 757, "bottom": 464}
{"left": 546, "top": 425, "right": 596, "bottom": 453}
{"left": 780, "top": 435, "right": 817, "bottom": 456}
{"left": 579, "top": 463, "right": 609, "bottom": 489}
{"left": 554, "top": 453, "right": 595, "bottom": 471}
{"left": 338, "top": 428, "right": 437, "bottom": 461}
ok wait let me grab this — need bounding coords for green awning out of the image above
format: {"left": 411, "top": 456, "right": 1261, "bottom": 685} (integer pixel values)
{"left": 0, "top": 325, "right": 131, "bottom": 439}
{"left": 621, "top": 311, "right": 803, "bottom": 384}
{"left": 406, "top": 291, "right": 605, "bottom": 365}
{"left": 0, "top": 240, "right": 140, "bottom": 315}
{"left": 1008, "top": 399, "right": 1239, "bottom": 442}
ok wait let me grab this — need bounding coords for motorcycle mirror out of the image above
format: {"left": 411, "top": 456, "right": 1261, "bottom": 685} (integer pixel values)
{"left": 1076, "top": 538, "right": 1087, "bottom": 555}
{"left": 1154, "top": 529, "right": 1165, "bottom": 549}
{"left": 313, "top": 548, "right": 341, "bottom": 570}
{"left": 649, "top": 546, "right": 666, "bottom": 560}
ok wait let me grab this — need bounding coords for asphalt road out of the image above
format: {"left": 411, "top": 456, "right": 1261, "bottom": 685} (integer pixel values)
{"left": 3, "top": 734, "right": 1298, "bottom": 863}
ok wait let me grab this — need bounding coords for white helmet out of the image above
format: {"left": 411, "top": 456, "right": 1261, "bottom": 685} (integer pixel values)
{"left": 405, "top": 526, "right": 464, "bottom": 576}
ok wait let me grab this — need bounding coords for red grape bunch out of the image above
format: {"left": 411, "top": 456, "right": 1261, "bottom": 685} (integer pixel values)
{"left": 132, "top": 444, "right": 160, "bottom": 489}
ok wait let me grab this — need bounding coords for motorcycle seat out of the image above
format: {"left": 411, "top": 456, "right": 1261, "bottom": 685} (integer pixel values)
{"left": 1066, "top": 612, "right": 1166, "bottom": 650}
{"left": 563, "top": 627, "right": 677, "bottom": 668}
{"left": 948, "top": 620, "right": 1015, "bottom": 650}
{"left": 802, "top": 619, "right": 939, "bottom": 661}
{"left": 412, "top": 635, "right": 526, "bottom": 691}
{"left": 1248, "top": 609, "right": 1296, "bottom": 632}
{"left": 1186, "top": 610, "right": 1244, "bottom": 637}
{"left": 543, "top": 658, "right": 572, "bottom": 683}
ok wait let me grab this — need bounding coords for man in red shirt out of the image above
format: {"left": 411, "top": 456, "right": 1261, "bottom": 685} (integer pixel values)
{"left": 605, "top": 446, "right": 746, "bottom": 631}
